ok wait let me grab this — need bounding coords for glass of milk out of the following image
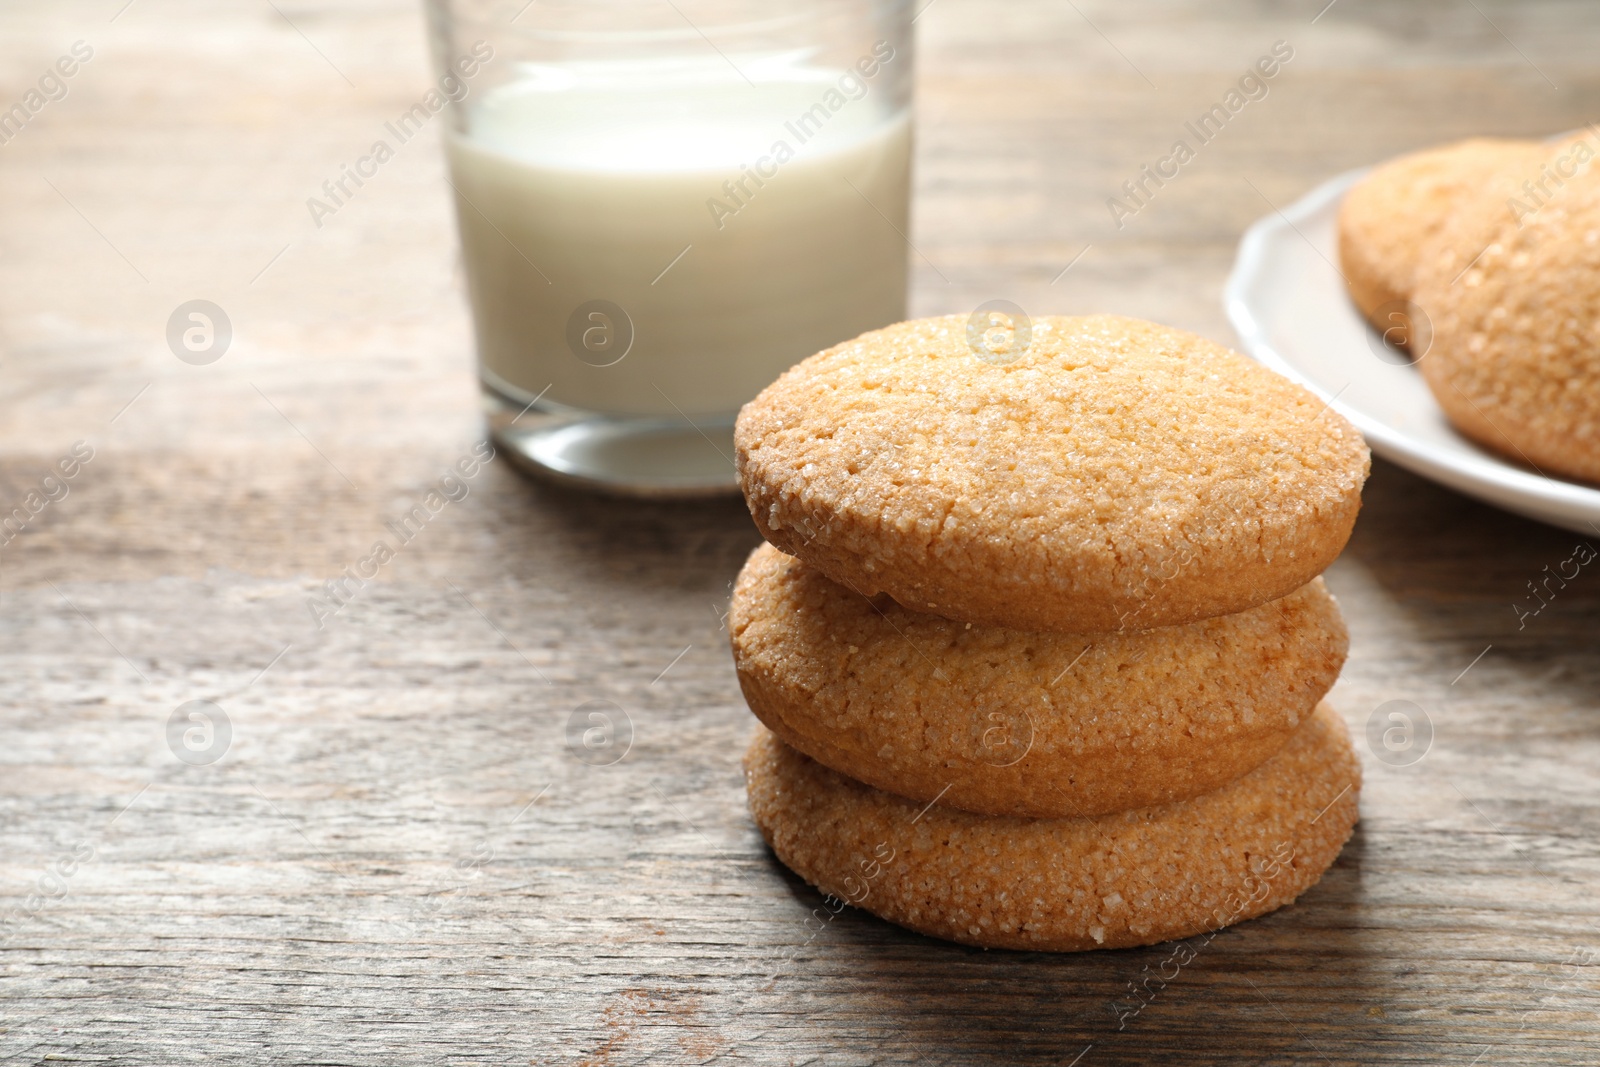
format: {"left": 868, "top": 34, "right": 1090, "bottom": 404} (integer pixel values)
{"left": 426, "top": 0, "right": 914, "bottom": 497}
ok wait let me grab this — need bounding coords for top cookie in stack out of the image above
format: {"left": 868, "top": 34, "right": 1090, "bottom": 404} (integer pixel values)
{"left": 731, "top": 314, "right": 1370, "bottom": 953}
{"left": 737, "top": 313, "right": 1368, "bottom": 634}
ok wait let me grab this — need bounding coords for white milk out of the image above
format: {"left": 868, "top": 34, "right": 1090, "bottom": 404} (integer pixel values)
{"left": 446, "top": 61, "right": 911, "bottom": 418}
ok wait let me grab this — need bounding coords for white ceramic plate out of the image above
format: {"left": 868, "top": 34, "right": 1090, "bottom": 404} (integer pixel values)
{"left": 1224, "top": 168, "right": 1600, "bottom": 537}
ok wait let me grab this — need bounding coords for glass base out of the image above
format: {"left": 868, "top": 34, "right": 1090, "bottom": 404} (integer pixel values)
{"left": 484, "top": 381, "right": 740, "bottom": 499}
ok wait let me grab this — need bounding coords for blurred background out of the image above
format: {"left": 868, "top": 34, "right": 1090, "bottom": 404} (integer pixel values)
{"left": 5, "top": 0, "right": 1594, "bottom": 490}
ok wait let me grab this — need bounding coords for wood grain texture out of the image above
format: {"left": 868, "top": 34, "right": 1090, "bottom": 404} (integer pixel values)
{"left": 3, "top": 1, "right": 1599, "bottom": 1064}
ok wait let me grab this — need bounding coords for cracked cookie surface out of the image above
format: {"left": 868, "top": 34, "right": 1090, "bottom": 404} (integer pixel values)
{"left": 735, "top": 314, "right": 1369, "bottom": 632}
{"left": 1413, "top": 140, "right": 1600, "bottom": 484}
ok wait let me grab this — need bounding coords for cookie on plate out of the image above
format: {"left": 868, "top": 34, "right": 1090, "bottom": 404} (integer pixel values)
{"left": 731, "top": 542, "right": 1348, "bottom": 818}
{"left": 1413, "top": 142, "right": 1600, "bottom": 483}
{"left": 743, "top": 702, "right": 1360, "bottom": 952}
{"left": 1338, "top": 137, "right": 1541, "bottom": 333}
{"left": 735, "top": 314, "right": 1369, "bottom": 633}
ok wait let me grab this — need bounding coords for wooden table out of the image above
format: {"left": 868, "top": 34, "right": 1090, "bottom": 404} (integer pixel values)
{"left": 3, "top": 1, "right": 1598, "bottom": 1063}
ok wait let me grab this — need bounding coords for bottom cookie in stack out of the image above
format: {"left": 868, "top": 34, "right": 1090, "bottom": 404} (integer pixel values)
{"left": 743, "top": 703, "right": 1360, "bottom": 952}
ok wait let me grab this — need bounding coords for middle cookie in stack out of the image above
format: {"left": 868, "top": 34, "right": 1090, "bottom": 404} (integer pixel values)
{"left": 731, "top": 542, "right": 1348, "bottom": 819}
{"left": 731, "top": 313, "right": 1371, "bottom": 952}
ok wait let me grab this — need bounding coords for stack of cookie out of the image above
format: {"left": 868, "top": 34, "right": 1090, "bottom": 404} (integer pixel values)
{"left": 729, "top": 314, "right": 1370, "bottom": 952}
{"left": 1340, "top": 133, "right": 1600, "bottom": 483}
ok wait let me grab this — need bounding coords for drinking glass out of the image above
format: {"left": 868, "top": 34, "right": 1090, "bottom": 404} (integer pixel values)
{"left": 426, "top": 0, "right": 915, "bottom": 496}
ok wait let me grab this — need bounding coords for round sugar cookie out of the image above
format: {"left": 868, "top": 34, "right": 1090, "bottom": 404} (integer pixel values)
{"left": 1413, "top": 134, "right": 1600, "bottom": 483}
{"left": 734, "top": 314, "right": 1369, "bottom": 633}
{"left": 1338, "top": 137, "right": 1542, "bottom": 331}
{"left": 731, "top": 543, "right": 1348, "bottom": 818}
{"left": 743, "top": 703, "right": 1360, "bottom": 953}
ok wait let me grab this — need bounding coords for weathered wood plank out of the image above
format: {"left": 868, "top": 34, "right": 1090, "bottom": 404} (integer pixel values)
{"left": 2, "top": 1, "right": 1599, "bottom": 1064}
